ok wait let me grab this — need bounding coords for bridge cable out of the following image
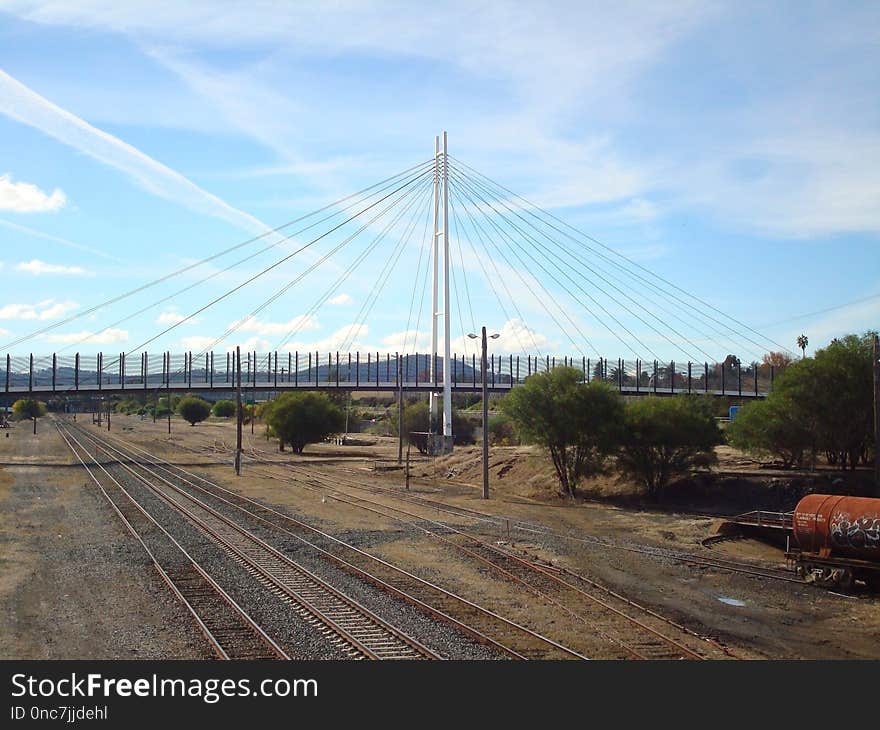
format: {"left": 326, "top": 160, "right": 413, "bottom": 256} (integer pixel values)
{"left": 272, "top": 180, "right": 435, "bottom": 354}
{"left": 446, "top": 193, "right": 539, "bottom": 358}
{"left": 452, "top": 174, "right": 608, "bottom": 359}
{"left": 451, "top": 155, "right": 791, "bottom": 357}
{"left": 340, "top": 183, "right": 436, "bottom": 353}
{"left": 401, "top": 187, "right": 435, "bottom": 356}
{"left": 449, "top": 177, "right": 594, "bottom": 359}
{"left": 453, "top": 168, "right": 708, "bottom": 362}
{"left": 191, "top": 173, "right": 434, "bottom": 362}
{"left": 454, "top": 178, "right": 631, "bottom": 357}
{"left": 53, "top": 163, "right": 435, "bottom": 355}
{"left": 453, "top": 161, "right": 762, "bottom": 361}
{"left": 0, "top": 158, "right": 433, "bottom": 352}
{"left": 108, "top": 166, "right": 433, "bottom": 369}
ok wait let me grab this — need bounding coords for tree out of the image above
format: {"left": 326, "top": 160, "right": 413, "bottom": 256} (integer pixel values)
{"left": 212, "top": 399, "right": 236, "bottom": 418}
{"left": 177, "top": 396, "right": 212, "bottom": 426}
{"left": 727, "top": 396, "right": 811, "bottom": 468}
{"left": 762, "top": 351, "right": 793, "bottom": 369}
{"left": 390, "top": 399, "right": 475, "bottom": 450}
{"left": 487, "top": 413, "right": 518, "bottom": 446}
{"left": 265, "top": 392, "right": 344, "bottom": 453}
{"left": 502, "top": 367, "right": 624, "bottom": 497}
{"left": 776, "top": 333, "right": 873, "bottom": 470}
{"left": 796, "top": 334, "right": 809, "bottom": 359}
{"left": 617, "top": 396, "right": 721, "bottom": 500}
{"left": 12, "top": 398, "right": 47, "bottom": 434}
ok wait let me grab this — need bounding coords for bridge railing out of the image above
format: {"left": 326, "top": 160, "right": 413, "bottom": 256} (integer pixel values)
{"left": 0, "top": 351, "right": 776, "bottom": 398}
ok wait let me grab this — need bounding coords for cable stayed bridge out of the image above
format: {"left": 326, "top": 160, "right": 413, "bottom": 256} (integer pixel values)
{"left": 1, "top": 133, "right": 786, "bottom": 433}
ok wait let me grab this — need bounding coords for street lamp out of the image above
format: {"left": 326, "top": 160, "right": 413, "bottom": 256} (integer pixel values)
{"left": 468, "top": 327, "right": 500, "bottom": 499}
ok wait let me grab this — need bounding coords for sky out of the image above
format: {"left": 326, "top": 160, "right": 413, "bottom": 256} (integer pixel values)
{"left": 0, "top": 1, "right": 877, "bottom": 364}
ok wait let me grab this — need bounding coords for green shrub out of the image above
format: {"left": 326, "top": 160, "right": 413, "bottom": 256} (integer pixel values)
{"left": 212, "top": 399, "right": 236, "bottom": 418}
{"left": 502, "top": 367, "right": 624, "bottom": 497}
{"left": 264, "top": 392, "right": 344, "bottom": 453}
{"left": 177, "top": 396, "right": 212, "bottom": 426}
{"left": 617, "top": 396, "right": 721, "bottom": 500}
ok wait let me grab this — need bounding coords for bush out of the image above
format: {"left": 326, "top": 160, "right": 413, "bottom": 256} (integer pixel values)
{"left": 727, "top": 396, "right": 810, "bottom": 468}
{"left": 12, "top": 398, "right": 47, "bottom": 433}
{"left": 177, "top": 396, "right": 212, "bottom": 426}
{"left": 617, "top": 396, "right": 721, "bottom": 500}
{"left": 389, "top": 399, "right": 475, "bottom": 448}
{"left": 487, "top": 413, "right": 518, "bottom": 446}
{"left": 264, "top": 392, "right": 344, "bottom": 453}
{"left": 502, "top": 367, "right": 624, "bottom": 497}
{"left": 212, "top": 399, "right": 236, "bottom": 418}
{"left": 12, "top": 398, "right": 47, "bottom": 420}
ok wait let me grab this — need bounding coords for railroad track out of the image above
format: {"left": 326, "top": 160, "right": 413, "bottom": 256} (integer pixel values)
{"left": 86, "top": 424, "right": 742, "bottom": 659}
{"left": 60, "top": 421, "right": 440, "bottom": 660}
{"left": 222, "top": 438, "right": 798, "bottom": 586}
{"left": 54, "top": 422, "right": 289, "bottom": 661}
{"left": 68, "top": 421, "right": 590, "bottom": 659}
{"left": 239, "top": 455, "right": 742, "bottom": 658}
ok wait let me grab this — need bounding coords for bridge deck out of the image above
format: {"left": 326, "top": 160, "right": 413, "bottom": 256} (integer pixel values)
{"left": 1, "top": 351, "right": 773, "bottom": 400}
{"left": 2, "top": 379, "right": 767, "bottom": 398}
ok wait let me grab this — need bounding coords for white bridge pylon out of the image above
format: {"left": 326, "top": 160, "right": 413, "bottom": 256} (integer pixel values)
{"left": 429, "top": 132, "right": 453, "bottom": 453}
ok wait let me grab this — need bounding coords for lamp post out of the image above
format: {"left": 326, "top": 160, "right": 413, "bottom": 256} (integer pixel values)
{"left": 469, "top": 327, "right": 499, "bottom": 499}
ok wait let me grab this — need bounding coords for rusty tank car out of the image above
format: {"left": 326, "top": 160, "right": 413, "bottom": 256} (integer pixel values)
{"left": 789, "top": 494, "right": 880, "bottom": 590}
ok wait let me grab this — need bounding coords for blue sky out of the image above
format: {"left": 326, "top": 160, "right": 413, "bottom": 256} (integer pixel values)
{"left": 0, "top": 1, "right": 877, "bottom": 363}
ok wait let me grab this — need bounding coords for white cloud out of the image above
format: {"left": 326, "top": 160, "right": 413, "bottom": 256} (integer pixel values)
{"left": 178, "top": 335, "right": 220, "bottom": 352}
{"left": 0, "top": 217, "right": 122, "bottom": 261}
{"left": 0, "top": 299, "right": 78, "bottom": 321}
{"left": 0, "top": 328, "right": 9, "bottom": 336}
{"left": 156, "top": 310, "right": 189, "bottom": 325}
{"left": 15, "top": 259, "right": 91, "bottom": 276}
{"left": 0, "top": 174, "right": 66, "bottom": 212}
{"left": 328, "top": 293, "right": 352, "bottom": 306}
{"left": 449, "top": 319, "right": 557, "bottom": 355}
{"left": 45, "top": 327, "right": 128, "bottom": 344}
{"left": 282, "top": 324, "right": 370, "bottom": 353}
{"left": 0, "top": 69, "right": 290, "bottom": 240}
{"left": 229, "top": 314, "right": 320, "bottom": 337}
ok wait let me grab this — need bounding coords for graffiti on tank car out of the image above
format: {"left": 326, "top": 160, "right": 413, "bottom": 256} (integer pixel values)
{"left": 830, "top": 513, "right": 880, "bottom": 549}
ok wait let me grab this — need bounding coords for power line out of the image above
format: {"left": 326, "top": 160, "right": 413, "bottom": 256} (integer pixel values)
{"left": 756, "top": 293, "right": 880, "bottom": 329}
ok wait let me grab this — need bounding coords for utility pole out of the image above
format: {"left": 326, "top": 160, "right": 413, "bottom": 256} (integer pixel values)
{"left": 469, "top": 327, "right": 499, "bottom": 499}
{"left": 873, "top": 333, "right": 880, "bottom": 494}
{"left": 235, "top": 346, "right": 243, "bottom": 476}
{"left": 480, "top": 327, "right": 489, "bottom": 499}
{"left": 166, "top": 351, "right": 171, "bottom": 435}
{"left": 397, "top": 357, "right": 404, "bottom": 465}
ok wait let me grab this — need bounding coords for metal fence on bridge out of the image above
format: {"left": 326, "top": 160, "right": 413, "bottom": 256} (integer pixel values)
{"left": 1, "top": 351, "right": 774, "bottom": 398}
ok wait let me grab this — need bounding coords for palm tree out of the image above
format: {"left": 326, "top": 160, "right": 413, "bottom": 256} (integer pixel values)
{"left": 796, "top": 334, "right": 809, "bottom": 359}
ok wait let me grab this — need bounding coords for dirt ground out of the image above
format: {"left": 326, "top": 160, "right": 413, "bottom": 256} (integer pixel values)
{"left": 5, "top": 411, "right": 880, "bottom": 659}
